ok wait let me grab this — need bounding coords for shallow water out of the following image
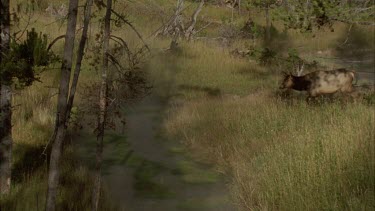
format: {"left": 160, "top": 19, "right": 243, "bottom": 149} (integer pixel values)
{"left": 76, "top": 95, "right": 235, "bottom": 211}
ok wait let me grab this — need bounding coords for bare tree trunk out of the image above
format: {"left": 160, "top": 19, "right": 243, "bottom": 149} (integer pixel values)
{"left": 92, "top": 0, "right": 112, "bottom": 209}
{"left": 66, "top": 0, "right": 94, "bottom": 120}
{"left": 45, "top": 0, "right": 78, "bottom": 210}
{"left": 185, "top": 0, "right": 204, "bottom": 40}
{"left": 0, "top": 0, "right": 12, "bottom": 195}
{"left": 0, "top": 86, "right": 11, "bottom": 195}
{"left": 175, "top": 0, "right": 185, "bottom": 37}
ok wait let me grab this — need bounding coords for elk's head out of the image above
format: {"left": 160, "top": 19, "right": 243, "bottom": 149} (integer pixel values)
{"left": 280, "top": 72, "right": 294, "bottom": 89}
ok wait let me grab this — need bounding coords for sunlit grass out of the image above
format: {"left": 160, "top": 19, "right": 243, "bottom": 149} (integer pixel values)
{"left": 165, "top": 93, "right": 375, "bottom": 210}
{"left": 147, "top": 41, "right": 279, "bottom": 99}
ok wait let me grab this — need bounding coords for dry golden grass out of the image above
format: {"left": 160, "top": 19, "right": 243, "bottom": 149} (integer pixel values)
{"left": 165, "top": 93, "right": 375, "bottom": 210}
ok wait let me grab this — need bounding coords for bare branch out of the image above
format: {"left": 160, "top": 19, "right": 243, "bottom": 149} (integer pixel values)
{"left": 96, "top": 1, "right": 150, "bottom": 51}
{"left": 194, "top": 21, "right": 212, "bottom": 35}
{"left": 185, "top": 0, "right": 205, "bottom": 39}
{"left": 110, "top": 35, "right": 132, "bottom": 64}
{"left": 150, "top": 1, "right": 195, "bottom": 38}
{"left": 107, "top": 52, "right": 127, "bottom": 72}
{"left": 47, "top": 35, "right": 65, "bottom": 51}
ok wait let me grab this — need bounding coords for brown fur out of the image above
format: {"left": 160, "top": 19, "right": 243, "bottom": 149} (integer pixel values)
{"left": 280, "top": 68, "right": 355, "bottom": 98}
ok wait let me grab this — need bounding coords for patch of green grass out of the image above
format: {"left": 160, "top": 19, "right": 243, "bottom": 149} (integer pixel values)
{"left": 147, "top": 42, "right": 279, "bottom": 100}
{"left": 176, "top": 196, "right": 231, "bottom": 211}
{"left": 363, "top": 92, "right": 375, "bottom": 105}
{"left": 171, "top": 160, "right": 220, "bottom": 184}
{"left": 133, "top": 160, "right": 175, "bottom": 199}
{"left": 0, "top": 170, "right": 46, "bottom": 211}
{"left": 168, "top": 146, "right": 186, "bottom": 154}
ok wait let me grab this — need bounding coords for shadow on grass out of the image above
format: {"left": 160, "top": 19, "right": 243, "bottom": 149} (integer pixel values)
{"left": 12, "top": 143, "right": 46, "bottom": 184}
{"left": 133, "top": 159, "right": 175, "bottom": 199}
{"left": 275, "top": 88, "right": 375, "bottom": 107}
{"left": 178, "top": 85, "right": 221, "bottom": 97}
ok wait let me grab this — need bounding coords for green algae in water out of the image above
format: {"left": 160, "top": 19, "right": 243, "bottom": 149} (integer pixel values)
{"left": 133, "top": 160, "right": 175, "bottom": 199}
{"left": 172, "top": 160, "right": 220, "bottom": 184}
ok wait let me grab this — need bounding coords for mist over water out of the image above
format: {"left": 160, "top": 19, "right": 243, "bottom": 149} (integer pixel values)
{"left": 335, "top": 25, "right": 375, "bottom": 83}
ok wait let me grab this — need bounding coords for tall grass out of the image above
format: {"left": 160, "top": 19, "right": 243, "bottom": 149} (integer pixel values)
{"left": 150, "top": 9, "right": 375, "bottom": 208}
{"left": 0, "top": 71, "right": 116, "bottom": 210}
{"left": 165, "top": 93, "right": 374, "bottom": 210}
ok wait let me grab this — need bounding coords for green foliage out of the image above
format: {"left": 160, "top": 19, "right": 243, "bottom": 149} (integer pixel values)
{"left": 0, "top": 28, "right": 55, "bottom": 88}
{"left": 275, "top": 0, "right": 375, "bottom": 32}
{"left": 363, "top": 92, "right": 375, "bottom": 105}
{"left": 248, "top": 0, "right": 278, "bottom": 8}
{"left": 241, "top": 18, "right": 265, "bottom": 39}
{"left": 258, "top": 47, "right": 277, "bottom": 65}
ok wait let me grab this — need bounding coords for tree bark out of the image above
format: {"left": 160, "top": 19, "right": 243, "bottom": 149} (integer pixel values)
{"left": 66, "top": 0, "right": 94, "bottom": 120}
{"left": 92, "top": 0, "right": 112, "bottom": 210}
{"left": 0, "top": 86, "right": 11, "bottom": 195}
{"left": 0, "top": 0, "right": 12, "bottom": 195}
{"left": 45, "top": 0, "right": 78, "bottom": 210}
{"left": 185, "top": 0, "right": 204, "bottom": 40}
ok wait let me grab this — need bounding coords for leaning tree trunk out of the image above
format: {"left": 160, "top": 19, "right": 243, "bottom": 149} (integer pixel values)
{"left": 66, "top": 0, "right": 94, "bottom": 120}
{"left": 0, "top": 0, "right": 12, "bottom": 195}
{"left": 92, "top": 0, "right": 112, "bottom": 210}
{"left": 45, "top": 0, "right": 78, "bottom": 210}
{"left": 185, "top": 0, "right": 204, "bottom": 40}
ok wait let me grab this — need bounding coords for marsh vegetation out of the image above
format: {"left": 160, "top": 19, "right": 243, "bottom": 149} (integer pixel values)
{"left": 0, "top": 0, "right": 374, "bottom": 210}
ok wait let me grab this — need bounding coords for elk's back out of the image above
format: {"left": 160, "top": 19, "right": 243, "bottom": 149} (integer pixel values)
{"left": 307, "top": 70, "right": 354, "bottom": 95}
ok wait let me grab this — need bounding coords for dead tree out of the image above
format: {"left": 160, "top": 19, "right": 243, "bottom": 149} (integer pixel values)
{"left": 45, "top": 0, "right": 147, "bottom": 209}
{"left": 184, "top": 0, "right": 205, "bottom": 39}
{"left": 92, "top": 0, "right": 112, "bottom": 210}
{"left": 90, "top": 2, "right": 151, "bottom": 209}
{"left": 153, "top": 0, "right": 206, "bottom": 41}
{"left": 45, "top": 0, "right": 94, "bottom": 209}
{"left": 45, "top": 0, "right": 79, "bottom": 210}
{"left": 66, "top": 0, "right": 94, "bottom": 121}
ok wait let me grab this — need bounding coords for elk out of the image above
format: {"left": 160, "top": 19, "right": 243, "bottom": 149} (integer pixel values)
{"left": 280, "top": 68, "right": 356, "bottom": 99}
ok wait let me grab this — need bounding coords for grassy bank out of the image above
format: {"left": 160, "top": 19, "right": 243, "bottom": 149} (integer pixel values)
{"left": 165, "top": 92, "right": 374, "bottom": 210}
{"left": 0, "top": 71, "right": 116, "bottom": 210}
{"left": 144, "top": 17, "right": 375, "bottom": 210}
{"left": 153, "top": 37, "right": 375, "bottom": 210}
